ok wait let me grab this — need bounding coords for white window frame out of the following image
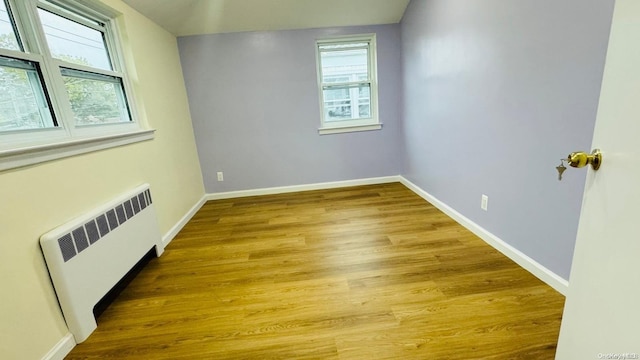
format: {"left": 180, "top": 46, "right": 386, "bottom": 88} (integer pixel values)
{"left": 315, "top": 34, "right": 381, "bottom": 135}
{"left": 0, "top": 0, "right": 153, "bottom": 171}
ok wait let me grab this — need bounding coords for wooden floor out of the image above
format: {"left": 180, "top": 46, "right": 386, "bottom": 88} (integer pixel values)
{"left": 67, "top": 183, "right": 565, "bottom": 359}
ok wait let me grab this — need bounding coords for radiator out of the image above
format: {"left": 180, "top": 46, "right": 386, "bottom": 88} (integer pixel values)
{"left": 40, "top": 184, "right": 164, "bottom": 343}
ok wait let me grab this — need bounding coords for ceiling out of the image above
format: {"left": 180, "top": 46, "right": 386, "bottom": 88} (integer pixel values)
{"left": 121, "top": 0, "right": 411, "bottom": 37}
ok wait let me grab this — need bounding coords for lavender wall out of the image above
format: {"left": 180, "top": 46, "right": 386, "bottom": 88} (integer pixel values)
{"left": 178, "top": 25, "right": 402, "bottom": 193}
{"left": 400, "top": 0, "right": 614, "bottom": 280}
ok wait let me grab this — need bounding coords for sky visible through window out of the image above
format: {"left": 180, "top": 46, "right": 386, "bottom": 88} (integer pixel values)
{"left": 38, "top": 8, "right": 111, "bottom": 70}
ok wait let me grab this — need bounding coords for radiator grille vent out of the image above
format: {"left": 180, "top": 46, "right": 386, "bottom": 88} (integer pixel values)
{"left": 106, "top": 209, "right": 118, "bottom": 230}
{"left": 58, "top": 234, "right": 76, "bottom": 262}
{"left": 85, "top": 220, "right": 100, "bottom": 244}
{"left": 116, "top": 205, "right": 126, "bottom": 224}
{"left": 57, "top": 190, "right": 153, "bottom": 262}
{"left": 96, "top": 215, "right": 110, "bottom": 237}
{"left": 72, "top": 227, "right": 89, "bottom": 253}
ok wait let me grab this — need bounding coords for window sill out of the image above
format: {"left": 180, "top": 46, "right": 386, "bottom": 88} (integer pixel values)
{"left": 318, "top": 123, "right": 382, "bottom": 135}
{"left": 0, "top": 129, "right": 155, "bottom": 172}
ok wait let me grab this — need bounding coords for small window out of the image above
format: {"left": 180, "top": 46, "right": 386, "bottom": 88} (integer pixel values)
{"left": 316, "top": 34, "right": 380, "bottom": 134}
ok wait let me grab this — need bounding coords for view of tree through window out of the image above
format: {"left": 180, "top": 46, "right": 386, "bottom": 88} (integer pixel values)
{"left": 0, "top": 36, "right": 55, "bottom": 132}
{"left": 62, "top": 66, "right": 130, "bottom": 125}
{"left": 0, "top": 1, "right": 20, "bottom": 51}
{"left": 0, "top": 3, "right": 53, "bottom": 132}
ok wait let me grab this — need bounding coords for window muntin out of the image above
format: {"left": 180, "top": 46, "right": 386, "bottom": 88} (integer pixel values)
{"left": 316, "top": 35, "right": 379, "bottom": 133}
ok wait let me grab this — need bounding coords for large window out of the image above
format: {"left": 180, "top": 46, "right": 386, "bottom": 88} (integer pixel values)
{"left": 316, "top": 34, "right": 380, "bottom": 134}
{"left": 0, "top": 0, "right": 148, "bottom": 170}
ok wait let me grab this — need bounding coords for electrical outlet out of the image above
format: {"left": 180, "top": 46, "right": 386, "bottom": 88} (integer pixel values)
{"left": 217, "top": 172, "right": 224, "bottom": 182}
{"left": 481, "top": 194, "right": 488, "bottom": 211}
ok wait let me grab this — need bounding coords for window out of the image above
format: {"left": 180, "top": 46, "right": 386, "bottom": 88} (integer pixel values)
{"left": 315, "top": 34, "right": 380, "bottom": 134}
{"left": 0, "top": 0, "right": 151, "bottom": 171}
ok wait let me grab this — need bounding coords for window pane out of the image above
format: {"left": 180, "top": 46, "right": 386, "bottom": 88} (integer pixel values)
{"left": 0, "top": 58, "right": 55, "bottom": 132}
{"left": 324, "top": 87, "right": 349, "bottom": 101}
{"left": 323, "top": 84, "right": 371, "bottom": 122}
{"left": 320, "top": 48, "right": 368, "bottom": 83}
{"left": 62, "top": 70, "right": 130, "bottom": 125}
{"left": 324, "top": 99, "right": 351, "bottom": 122}
{"left": 38, "top": 8, "right": 112, "bottom": 70}
{"left": 0, "top": 1, "right": 20, "bottom": 51}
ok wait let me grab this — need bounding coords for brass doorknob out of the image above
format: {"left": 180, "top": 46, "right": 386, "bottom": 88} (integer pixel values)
{"left": 567, "top": 149, "right": 602, "bottom": 170}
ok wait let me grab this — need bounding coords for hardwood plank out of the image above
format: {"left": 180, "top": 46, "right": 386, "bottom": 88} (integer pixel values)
{"left": 66, "top": 183, "right": 564, "bottom": 359}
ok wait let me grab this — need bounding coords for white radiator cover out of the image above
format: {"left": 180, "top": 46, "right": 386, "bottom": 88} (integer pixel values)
{"left": 40, "top": 183, "right": 164, "bottom": 343}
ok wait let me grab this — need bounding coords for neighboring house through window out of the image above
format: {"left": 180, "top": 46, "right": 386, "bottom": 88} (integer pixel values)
{"left": 315, "top": 34, "right": 380, "bottom": 135}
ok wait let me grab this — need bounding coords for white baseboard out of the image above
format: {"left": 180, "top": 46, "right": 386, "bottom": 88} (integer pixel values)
{"left": 41, "top": 333, "right": 75, "bottom": 360}
{"left": 206, "top": 176, "right": 402, "bottom": 201}
{"left": 162, "top": 195, "right": 207, "bottom": 246}
{"left": 399, "top": 177, "right": 569, "bottom": 295}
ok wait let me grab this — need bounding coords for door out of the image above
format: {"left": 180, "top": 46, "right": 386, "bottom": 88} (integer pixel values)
{"left": 556, "top": 0, "right": 640, "bottom": 358}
